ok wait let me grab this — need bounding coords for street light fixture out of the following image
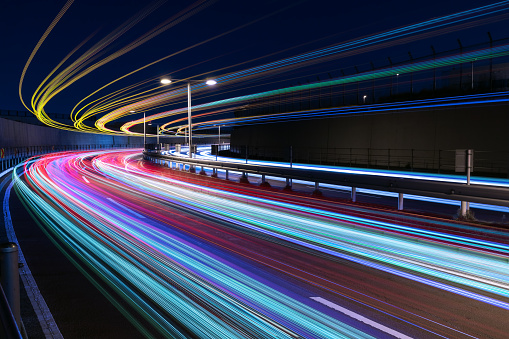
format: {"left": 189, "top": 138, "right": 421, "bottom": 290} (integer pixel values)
{"left": 160, "top": 77, "right": 216, "bottom": 161}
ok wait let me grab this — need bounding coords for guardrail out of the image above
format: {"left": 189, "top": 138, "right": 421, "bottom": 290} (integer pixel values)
{"left": 225, "top": 145, "right": 509, "bottom": 178}
{"left": 0, "top": 243, "right": 22, "bottom": 339}
{"left": 144, "top": 151, "right": 509, "bottom": 210}
{"left": 0, "top": 284, "right": 21, "bottom": 339}
{"left": 1, "top": 144, "right": 143, "bottom": 173}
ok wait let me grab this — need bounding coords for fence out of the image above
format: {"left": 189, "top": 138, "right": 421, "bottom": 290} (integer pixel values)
{"left": 224, "top": 145, "right": 508, "bottom": 178}
{"left": 0, "top": 144, "right": 143, "bottom": 172}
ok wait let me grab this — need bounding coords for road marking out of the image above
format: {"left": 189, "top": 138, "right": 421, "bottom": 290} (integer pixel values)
{"left": 82, "top": 176, "right": 90, "bottom": 183}
{"left": 4, "top": 177, "right": 63, "bottom": 338}
{"left": 310, "top": 297, "right": 412, "bottom": 339}
{"left": 106, "top": 197, "right": 146, "bottom": 219}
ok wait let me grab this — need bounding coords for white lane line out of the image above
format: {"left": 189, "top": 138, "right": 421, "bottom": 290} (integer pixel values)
{"left": 82, "top": 176, "right": 90, "bottom": 183}
{"left": 4, "top": 179, "right": 63, "bottom": 338}
{"left": 106, "top": 198, "right": 146, "bottom": 219}
{"left": 310, "top": 297, "right": 412, "bottom": 339}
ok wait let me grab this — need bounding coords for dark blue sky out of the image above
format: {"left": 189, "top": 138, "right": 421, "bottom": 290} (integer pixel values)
{"left": 1, "top": 0, "right": 505, "bottom": 114}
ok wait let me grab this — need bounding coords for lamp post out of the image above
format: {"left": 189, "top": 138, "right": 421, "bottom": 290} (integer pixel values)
{"left": 363, "top": 95, "right": 367, "bottom": 104}
{"left": 161, "top": 78, "right": 216, "bottom": 160}
{"left": 471, "top": 61, "right": 473, "bottom": 89}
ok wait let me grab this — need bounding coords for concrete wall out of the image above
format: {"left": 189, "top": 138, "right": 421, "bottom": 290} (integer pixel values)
{"left": 0, "top": 117, "right": 230, "bottom": 149}
{"left": 230, "top": 101, "right": 509, "bottom": 175}
{"left": 0, "top": 117, "right": 144, "bottom": 148}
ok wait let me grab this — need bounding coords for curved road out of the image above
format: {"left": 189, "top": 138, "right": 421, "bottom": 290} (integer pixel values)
{"left": 12, "top": 150, "right": 509, "bottom": 338}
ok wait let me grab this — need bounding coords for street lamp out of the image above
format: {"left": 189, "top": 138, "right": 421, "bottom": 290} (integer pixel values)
{"left": 160, "top": 77, "right": 216, "bottom": 160}
{"left": 363, "top": 95, "right": 367, "bottom": 104}
{"left": 218, "top": 125, "right": 221, "bottom": 145}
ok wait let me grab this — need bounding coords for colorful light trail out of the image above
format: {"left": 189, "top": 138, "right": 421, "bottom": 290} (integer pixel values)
{"left": 17, "top": 1, "right": 509, "bottom": 137}
{"left": 12, "top": 150, "right": 509, "bottom": 338}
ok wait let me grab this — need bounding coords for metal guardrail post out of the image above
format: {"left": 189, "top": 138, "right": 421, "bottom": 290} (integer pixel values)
{"left": 147, "top": 151, "right": 509, "bottom": 208}
{"left": 398, "top": 193, "right": 404, "bottom": 210}
{"left": 0, "top": 243, "right": 20, "bottom": 329}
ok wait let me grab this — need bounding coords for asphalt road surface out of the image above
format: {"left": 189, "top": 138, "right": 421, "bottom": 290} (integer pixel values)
{"left": 4, "top": 150, "right": 509, "bottom": 338}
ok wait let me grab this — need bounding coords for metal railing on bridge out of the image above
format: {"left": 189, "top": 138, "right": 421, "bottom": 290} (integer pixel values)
{"left": 224, "top": 145, "right": 509, "bottom": 178}
{"left": 0, "top": 144, "right": 143, "bottom": 173}
{"left": 143, "top": 150, "right": 509, "bottom": 212}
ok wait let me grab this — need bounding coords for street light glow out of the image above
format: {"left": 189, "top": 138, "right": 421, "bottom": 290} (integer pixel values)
{"left": 206, "top": 79, "right": 217, "bottom": 86}
{"left": 160, "top": 78, "right": 172, "bottom": 85}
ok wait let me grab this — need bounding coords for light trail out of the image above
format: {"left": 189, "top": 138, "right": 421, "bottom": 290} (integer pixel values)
{"left": 128, "top": 43, "right": 509, "bottom": 136}
{"left": 12, "top": 150, "right": 509, "bottom": 338}
{"left": 180, "top": 145, "right": 509, "bottom": 214}
{"left": 18, "top": 0, "right": 509, "bottom": 136}
{"left": 15, "top": 151, "right": 371, "bottom": 338}
{"left": 189, "top": 91, "right": 509, "bottom": 132}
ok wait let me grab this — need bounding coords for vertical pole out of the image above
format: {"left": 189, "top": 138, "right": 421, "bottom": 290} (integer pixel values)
{"left": 411, "top": 149, "right": 414, "bottom": 171}
{"left": 341, "top": 70, "right": 345, "bottom": 105}
{"left": 471, "top": 60, "right": 475, "bottom": 90}
{"left": 0, "top": 243, "right": 20, "bottom": 328}
{"left": 398, "top": 193, "right": 404, "bottom": 210}
{"left": 218, "top": 125, "right": 221, "bottom": 145}
{"left": 460, "top": 149, "right": 473, "bottom": 216}
{"left": 431, "top": 45, "right": 436, "bottom": 93}
{"left": 290, "top": 146, "right": 293, "bottom": 168}
{"left": 488, "top": 32, "right": 493, "bottom": 91}
{"left": 351, "top": 187, "right": 357, "bottom": 202}
{"left": 460, "top": 200, "right": 467, "bottom": 216}
{"left": 328, "top": 72, "right": 333, "bottom": 107}
{"left": 156, "top": 124, "right": 159, "bottom": 147}
{"left": 466, "top": 149, "right": 472, "bottom": 212}
{"left": 388, "top": 57, "right": 393, "bottom": 97}
{"left": 354, "top": 67, "right": 360, "bottom": 105}
{"left": 187, "top": 82, "right": 193, "bottom": 159}
{"left": 408, "top": 51, "right": 414, "bottom": 94}
{"left": 370, "top": 62, "right": 375, "bottom": 103}
{"left": 457, "top": 39, "right": 463, "bottom": 91}
{"left": 143, "top": 112, "right": 146, "bottom": 149}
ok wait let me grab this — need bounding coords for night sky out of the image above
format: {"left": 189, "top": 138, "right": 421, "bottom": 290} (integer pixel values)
{"left": 1, "top": 0, "right": 505, "bottom": 118}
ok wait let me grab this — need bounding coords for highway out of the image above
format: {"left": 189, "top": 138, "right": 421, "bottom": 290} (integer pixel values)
{"left": 12, "top": 149, "right": 509, "bottom": 338}
{"left": 170, "top": 146, "right": 509, "bottom": 214}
